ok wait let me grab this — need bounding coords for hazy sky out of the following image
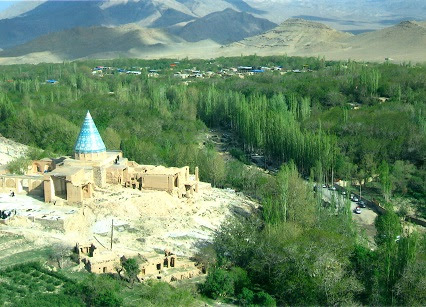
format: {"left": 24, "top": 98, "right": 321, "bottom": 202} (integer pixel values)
{"left": 0, "top": 1, "right": 14, "bottom": 12}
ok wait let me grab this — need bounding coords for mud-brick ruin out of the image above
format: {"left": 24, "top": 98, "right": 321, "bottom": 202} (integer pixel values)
{"left": 75, "top": 243, "right": 203, "bottom": 282}
{"left": 0, "top": 111, "right": 199, "bottom": 203}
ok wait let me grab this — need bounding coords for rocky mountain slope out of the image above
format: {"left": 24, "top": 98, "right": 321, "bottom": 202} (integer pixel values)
{"left": 329, "top": 20, "right": 426, "bottom": 62}
{"left": 222, "top": 19, "right": 426, "bottom": 62}
{"left": 0, "top": 17, "right": 424, "bottom": 63}
{"left": 0, "top": 0, "right": 260, "bottom": 49}
{"left": 0, "top": 24, "right": 185, "bottom": 60}
{"left": 172, "top": 8, "right": 276, "bottom": 44}
{"left": 223, "top": 18, "right": 353, "bottom": 54}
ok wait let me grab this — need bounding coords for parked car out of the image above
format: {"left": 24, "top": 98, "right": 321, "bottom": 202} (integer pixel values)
{"left": 329, "top": 185, "right": 337, "bottom": 191}
{"left": 341, "top": 191, "right": 347, "bottom": 196}
{"left": 354, "top": 206, "right": 361, "bottom": 214}
{"left": 353, "top": 196, "right": 359, "bottom": 202}
{"left": 322, "top": 184, "right": 327, "bottom": 188}
{"left": 358, "top": 200, "right": 366, "bottom": 208}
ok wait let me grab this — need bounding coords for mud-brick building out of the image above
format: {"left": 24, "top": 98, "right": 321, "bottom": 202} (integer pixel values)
{"left": 75, "top": 243, "right": 119, "bottom": 274}
{"left": 35, "top": 111, "right": 199, "bottom": 204}
{"left": 75, "top": 243, "right": 203, "bottom": 282}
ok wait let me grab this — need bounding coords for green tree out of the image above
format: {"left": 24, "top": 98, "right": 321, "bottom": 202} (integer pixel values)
{"left": 379, "top": 160, "right": 392, "bottom": 202}
{"left": 391, "top": 160, "right": 416, "bottom": 195}
{"left": 121, "top": 257, "right": 140, "bottom": 287}
{"left": 7, "top": 156, "right": 31, "bottom": 175}
{"left": 200, "top": 268, "right": 234, "bottom": 299}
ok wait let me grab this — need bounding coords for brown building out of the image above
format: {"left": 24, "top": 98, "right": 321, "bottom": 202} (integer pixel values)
{"left": 21, "top": 111, "right": 200, "bottom": 204}
{"left": 75, "top": 243, "right": 203, "bottom": 282}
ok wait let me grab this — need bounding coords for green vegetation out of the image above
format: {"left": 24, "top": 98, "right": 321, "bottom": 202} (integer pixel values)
{"left": 0, "top": 56, "right": 424, "bottom": 305}
{"left": 201, "top": 163, "right": 425, "bottom": 306}
{"left": 0, "top": 56, "right": 423, "bottom": 209}
{"left": 0, "top": 262, "right": 201, "bottom": 307}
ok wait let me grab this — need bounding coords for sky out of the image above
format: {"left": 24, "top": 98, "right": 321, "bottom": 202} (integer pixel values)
{"left": 0, "top": 1, "right": 14, "bottom": 12}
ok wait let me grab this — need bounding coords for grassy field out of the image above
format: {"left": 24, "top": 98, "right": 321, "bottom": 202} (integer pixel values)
{"left": 0, "top": 232, "right": 54, "bottom": 267}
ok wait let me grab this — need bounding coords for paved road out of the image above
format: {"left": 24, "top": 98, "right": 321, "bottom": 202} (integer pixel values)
{"left": 320, "top": 186, "right": 378, "bottom": 246}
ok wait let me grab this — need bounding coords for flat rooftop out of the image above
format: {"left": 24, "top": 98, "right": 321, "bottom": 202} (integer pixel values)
{"left": 0, "top": 193, "right": 78, "bottom": 221}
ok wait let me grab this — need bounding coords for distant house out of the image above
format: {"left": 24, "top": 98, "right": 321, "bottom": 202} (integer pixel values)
{"left": 238, "top": 66, "right": 253, "bottom": 72}
{"left": 174, "top": 72, "right": 189, "bottom": 79}
{"left": 127, "top": 71, "right": 141, "bottom": 75}
{"left": 251, "top": 69, "right": 264, "bottom": 73}
{"left": 148, "top": 72, "right": 159, "bottom": 78}
{"left": 46, "top": 79, "right": 58, "bottom": 84}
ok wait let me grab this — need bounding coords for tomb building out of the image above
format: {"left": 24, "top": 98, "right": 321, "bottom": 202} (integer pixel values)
{"left": 10, "top": 110, "right": 200, "bottom": 203}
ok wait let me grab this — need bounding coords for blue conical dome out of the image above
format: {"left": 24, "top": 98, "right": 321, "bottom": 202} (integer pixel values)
{"left": 74, "top": 111, "right": 106, "bottom": 154}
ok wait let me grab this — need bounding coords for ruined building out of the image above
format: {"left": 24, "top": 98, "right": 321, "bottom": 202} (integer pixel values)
{"left": 75, "top": 243, "right": 203, "bottom": 282}
{"left": 0, "top": 111, "right": 199, "bottom": 203}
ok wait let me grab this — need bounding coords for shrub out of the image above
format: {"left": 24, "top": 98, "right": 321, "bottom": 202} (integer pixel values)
{"left": 254, "top": 291, "right": 276, "bottom": 306}
{"left": 200, "top": 267, "right": 234, "bottom": 299}
{"left": 6, "top": 157, "right": 31, "bottom": 175}
{"left": 229, "top": 267, "right": 251, "bottom": 295}
{"left": 45, "top": 284, "right": 56, "bottom": 292}
{"left": 229, "top": 148, "right": 249, "bottom": 164}
{"left": 237, "top": 287, "right": 254, "bottom": 306}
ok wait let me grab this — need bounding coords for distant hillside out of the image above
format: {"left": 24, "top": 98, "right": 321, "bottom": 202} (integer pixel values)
{"left": 330, "top": 21, "right": 426, "bottom": 62}
{"left": 0, "top": 18, "right": 424, "bottom": 63}
{"left": 225, "top": 18, "right": 352, "bottom": 53}
{"left": 245, "top": 0, "right": 426, "bottom": 30}
{"left": 173, "top": 8, "right": 277, "bottom": 44}
{"left": 0, "top": 24, "right": 184, "bottom": 60}
{"left": 223, "top": 19, "right": 426, "bottom": 63}
{"left": 0, "top": 0, "right": 261, "bottom": 49}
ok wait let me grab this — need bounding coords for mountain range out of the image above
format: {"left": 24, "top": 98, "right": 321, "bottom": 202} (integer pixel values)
{"left": 0, "top": 0, "right": 424, "bottom": 63}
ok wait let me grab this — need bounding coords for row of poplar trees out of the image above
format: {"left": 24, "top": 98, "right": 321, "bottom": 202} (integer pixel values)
{"left": 197, "top": 85, "right": 338, "bottom": 179}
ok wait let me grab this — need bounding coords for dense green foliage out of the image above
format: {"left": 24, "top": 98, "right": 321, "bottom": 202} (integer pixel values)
{"left": 0, "top": 56, "right": 425, "bottom": 305}
{"left": 0, "top": 262, "right": 83, "bottom": 306}
{"left": 1, "top": 56, "right": 423, "bottom": 206}
{"left": 0, "top": 262, "right": 200, "bottom": 307}
{"left": 202, "top": 163, "right": 425, "bottom": 306}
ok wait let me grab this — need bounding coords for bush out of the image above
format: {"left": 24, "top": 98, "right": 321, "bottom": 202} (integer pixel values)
{"left": 229, "top": 267, "right": 251, "bottom": 295}
{"left": 229, "top": 148, "right": 249, "bottom": 164}
{"left": 254, "top": 291, "right": 276, "bottom": 306}
{"left": 45, "top": 284, "right": 56, "bottom": 292}
{"left": 237, "top": 287, "right": 254, "bottom": 306}
{"left": 6, "top": 156, "right": 31, "bottom": 175}
{"left": 64, "top": 274, "right": 123, "bottom": 307}
{"left": 200, "top": 268, "right": 234, "bottom": 300}
{"left": 132, "top": 281, "right": 198, "bottom": 306}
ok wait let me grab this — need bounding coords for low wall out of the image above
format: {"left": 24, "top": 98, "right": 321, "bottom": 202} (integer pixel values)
{"left": 35, "top": 217, "right": 65, "bottom": 232}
